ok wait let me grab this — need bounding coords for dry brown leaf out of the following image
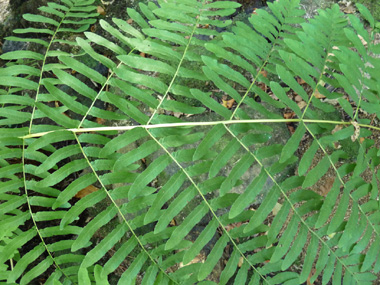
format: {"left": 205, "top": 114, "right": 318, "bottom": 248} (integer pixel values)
{"left": 238, "top": 257, "right": 244, "bottom": 268}
{"left": 258, "top": 82, "right": 267, "bottom": 92}
{"left": 222, "top": 98, "right": 235, "bottom": 109}
{"left": 283, "top": 112, "right": 296, "bottom": 134}
{"left": 334, "top": 141, "right": 341, "bottom": 149}
{"left": 320, "top": 177, "right": 335, "bottom": 196}
{"left": 297, "top": 101, "right": 307, "bottom": 109}
{"left": 272, "top": 202, "right": 282, "bottom": 216}
{"left": 351, "top": 121, "right": 360, "bottom": 142}
{"left": 314, "top": 89, "right": 326, "bottom": 99}
{"left": 358, "top": 34, "right": 368, "bottom": 47}
{"left": 294, "top": 95, "right": 303, "bottom": 102}
{"left": 307, "top": 268, "right": 316, "bottom": 285}
{"left": 327, "top": 52, "right": 335, "bottom": 57}
{"left": 283, "top": 112, "right": 295, "bottom": 119}
{"left": 173, "top": 112, "right": 183, "bottom": 118}
{"left": 343, "top": 4, "right": 356, "bottom": 14}
{"left": 287, "top": 125, "right": 295, "bottom": 134}
{"left": 179, "top": 254, "right": 205, "bottom": 267}
{"left": 260, "top": 69, "right": 268, "bottom": 78}
{"left": 75, "top": 185, "right": 99, "bottom": 199}
{"left": 269, "top": 92, "right": 279, "bottom": 101}
{"left": 331, "top": 124, "right": 343, "bottom": 134}
{"left": 332, "top": 125, "right": 343, "bottom": 148}
{"left": 297, "top": 77, "right": 306, "bottom": 85}
{"left": 96, "top": 117, "right": 106, "bottom": 125}
{"left": 97, "top": 6, "right": 106, "bottom": 15}
{"left": 225, "top": 222, "right": 244, "bottom": 232}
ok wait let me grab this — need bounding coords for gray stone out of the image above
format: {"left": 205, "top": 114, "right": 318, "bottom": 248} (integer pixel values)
{"left": 0, "top": 0, "right": 10, "bottom": 24}
{"left": 2, "top": 39, "right": 29, "bottom": 53}
{"left": 300, "top": 0, "right": 336, "bottom": 18}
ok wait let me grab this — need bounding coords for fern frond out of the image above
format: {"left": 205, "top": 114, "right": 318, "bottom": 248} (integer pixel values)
{"left": 0, "top": 0, "right": 99, "bottom": 283}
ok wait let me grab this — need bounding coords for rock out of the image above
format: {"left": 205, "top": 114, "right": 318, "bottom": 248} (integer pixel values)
{"left": 345, "top": 0, "right": 380, "bottom": 22}
{"left": 0, "top": 0, "right": 11, "bottom": 24}
{"left": 2, "top": 39, "right": 29, "bottom": 53}
{"left": 300, "top": 0, "right": 336, "bottom": 18}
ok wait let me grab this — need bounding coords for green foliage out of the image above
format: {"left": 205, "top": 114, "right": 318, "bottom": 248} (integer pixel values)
{"left": 1, "top": 0, "right": 380, "bottom": 284}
